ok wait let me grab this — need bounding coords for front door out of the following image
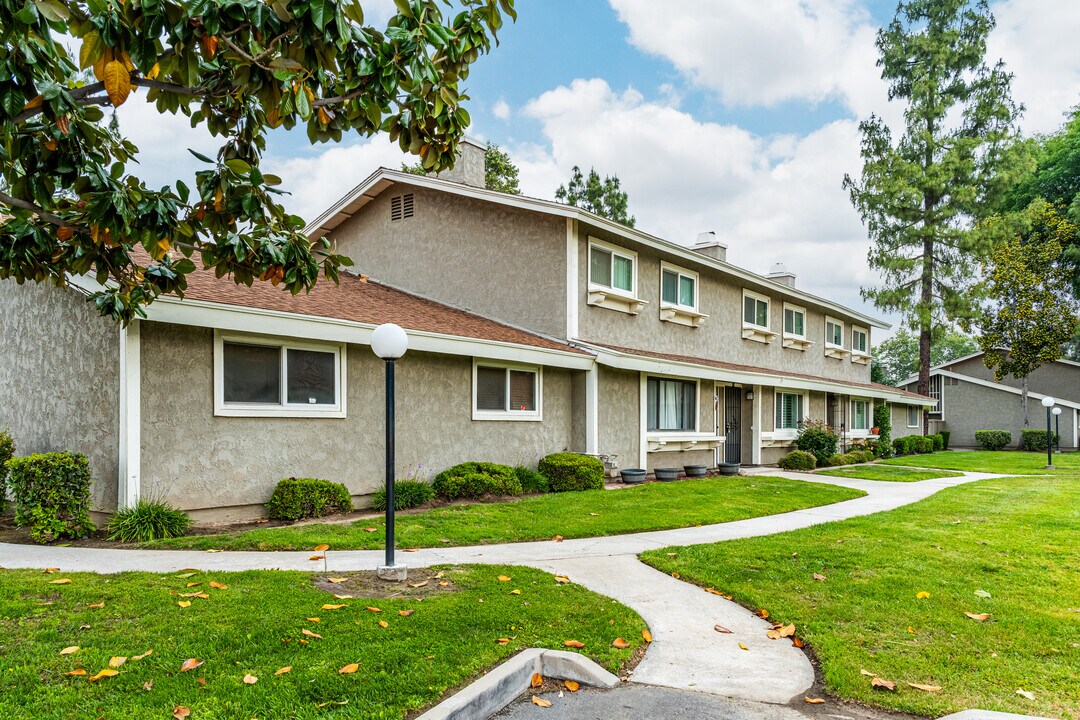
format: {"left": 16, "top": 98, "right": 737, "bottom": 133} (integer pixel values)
{"left": 724, "top": 386, "right": 742, "bottom": 464}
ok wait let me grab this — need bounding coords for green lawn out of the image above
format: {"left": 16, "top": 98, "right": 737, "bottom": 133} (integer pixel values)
{"left": 815, "top": 465, "right": 963, "bottom": 482}
{"left": 880, "top": 450, "right": 1080, "bottom": 474}
{"left": 641, "top": 475, "right": 1080, "bottom": 718}
{"left": 0, "top": 566, "right": 645, "bottom": 719}
{"left": 148, "top": 476, "right": 864, "bottom": 552}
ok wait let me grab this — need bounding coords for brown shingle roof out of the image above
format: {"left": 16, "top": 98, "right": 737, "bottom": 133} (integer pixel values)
{"left": 587, "top": 341, "right": 934, "bottom": 401}
{"left": 173, "top": 265, "right": 586, "bottom": 355}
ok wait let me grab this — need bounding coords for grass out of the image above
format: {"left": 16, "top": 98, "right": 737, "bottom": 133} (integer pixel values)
{"left": 148, "top": 476, "right": 864, "bottom": 551}
{"left": 0, "top": 565, "right": 645, "bottom": 719}
{"left": 815, "top": 465, "right": 963, "bottom": 482}
{"left": 641, "top": 475, "right": 1080, "bottom": 719}
{"left": 880, "top": 450, "right": 1080, "bottom": 474}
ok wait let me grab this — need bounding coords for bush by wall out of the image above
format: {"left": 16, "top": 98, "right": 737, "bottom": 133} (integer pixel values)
{"left": 914, "top": 436, "right": 934, "bottom": 454}
{"left": 777, "top": 450, "right": 817, "bottom": 471}
{"left": 537, "top": 453, "right": 605, "bottom": 492}
{"left": 873, "top": 403, "right": 892, "bottom": 458}
{"left": 940, "top": 430, "right": 951, "bottom": 450}
{"left": 432, "top": 462, "right": 522, "bottom": 500}
{"left": 0, "top": 428, "right": 15, "bottom": 512}
{"left": 370, "top": 480, "right": 435, "bottom": 512}
{"left": 6, "top": 452, "right": 96, "bottom": 543}
{"left": 1020, "top": 429, "right": 1059, "bottom": 452}
{"left": 827, "top": 453, "right": 852, "bottom": 466}
{"left": 107, "top": 500, "right": 192, "bottom": 542}
{"left": 514, "top": 465, "right": 550, "bottom": 494}
{"left": 266, "top": 477, "right": 352, "bottom": 521}
{"left": 975, "top": 430, "right": 1011, "bottom": 451}
{"left": 848, "top": 449, "right": 875, "bottom": 464}
{"left": 927, "top": 434, "right": 944, "bottom": 452}
{"left": 795, "top": 420, "right": 839, "bottom": 466}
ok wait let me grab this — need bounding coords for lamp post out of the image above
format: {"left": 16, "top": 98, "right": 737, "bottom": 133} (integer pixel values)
{"left": 371, "top": 323, "right": 409, "bottom": 581}
{"left": 1053, "top": 406, "right": 1062, "bottom": 454}
{"left": 1040, "top": 396, "right": 1056, "bottom": 470}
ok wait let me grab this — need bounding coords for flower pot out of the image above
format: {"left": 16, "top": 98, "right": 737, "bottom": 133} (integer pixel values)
{"left": 717, "top": 462, "right": 740, "bottom": 476}
{"left": 620, "top": 468, "right": 647, "bottom": 484}
{"left": 683, "top": 465, "right": 707, "bottom": 478}
{"left": 871, "top": 427, "right": 881, "bottom": 435}
{"left": 654, "top": 467, "right": 681, "bottom": 482}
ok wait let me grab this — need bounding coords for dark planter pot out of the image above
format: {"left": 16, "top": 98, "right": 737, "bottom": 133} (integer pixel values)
{"left": 683, "top": 465, "right": 708, "bottom": 478}
{"left": 620, "top": 468, "right": 647, "bottom": 484}
{"left": 717, "top": 462, "right": 740, "bottom": 476}
{"left": 654, "top": 467, "right": 681, "bottom": 482}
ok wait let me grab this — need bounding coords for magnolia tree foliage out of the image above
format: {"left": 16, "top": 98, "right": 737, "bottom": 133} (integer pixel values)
{"left": 0, "top": 0, "right": 515, "bottom": 323}
{"left": 555, "top": 165, "right": 635, "bottom": 227}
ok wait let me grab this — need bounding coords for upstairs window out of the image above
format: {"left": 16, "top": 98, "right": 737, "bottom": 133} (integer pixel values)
{"left": 852, "top": 327, "right": 868, "bottom": 354}
{"left": 825, "top": 318, "right": 844, "bottom": 347}
{"left": 851, "top": 399, "right": 870, "bottom": 430}
{"left": 661, "top": 265, "right": 698, "bottom": 310}
{"left": 473, "top": 362, "right": 541, "bottom": 420}
{"left": 783, "top": 305, "right": 806, "bottom": 337}
{"left": 907, "top": 405, "right": 920, "bottom": 427}
{"left": 646, "top": 377, "right": 697, "bottom": 432}
{"left": 589, "top": 241, "right": 636, "bottom": 297}
{"left": 743, "top": 290, "right": 770, "bottom": 329}
{"left": 775, "top": 392, "right": 804, "bottom": 431}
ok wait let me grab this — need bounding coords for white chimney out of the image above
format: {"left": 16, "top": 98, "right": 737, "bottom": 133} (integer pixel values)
{"left": 435, "top": 135, "right": 486, "bottom": 188}
{"left": 767, "top": 261, "right": 796, "bottom": 288}
{"left": 692, "top": 231, "right": 727, "bottom": 262}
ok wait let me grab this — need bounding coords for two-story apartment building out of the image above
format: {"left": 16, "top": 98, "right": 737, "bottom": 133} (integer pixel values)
{"left": 0, "top": 140, "right": 932, "bottom": 521}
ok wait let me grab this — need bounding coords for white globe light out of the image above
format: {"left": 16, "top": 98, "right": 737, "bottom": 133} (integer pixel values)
{"left": 371, "top": 323, "right": 409, "bottom": 360}
{"left": 1053, "top": 407, "right": 1062, "bottom": 416}
{"left": 1041, "top": 396, "right": 1056, "bottom": 408}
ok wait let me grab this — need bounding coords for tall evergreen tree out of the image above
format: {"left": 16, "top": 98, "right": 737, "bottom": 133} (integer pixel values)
{"left": 843, "top": 0, "right": 1026, "bottom": 431}
{"left": 555, "top": 166, "right": 635, "bottom": 227}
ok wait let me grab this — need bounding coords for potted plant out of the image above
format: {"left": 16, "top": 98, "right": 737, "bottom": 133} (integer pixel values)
{"left": 717, "top": 462, "right": 740, "bottom": 476}
{"left": 683, "top": 465, "right": 707, "bottom": 478}
{"left": 620, "top": 468, "right": 646, "bottom": 484}
{"left": 871, "top": 426, "right": 881, "bottom": 435}
{"left": 654, "top": 467, "right": 680, "bottom": 482}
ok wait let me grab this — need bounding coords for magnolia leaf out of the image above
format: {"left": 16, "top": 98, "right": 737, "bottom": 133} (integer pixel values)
{"left": 767, "top": 629, "right": 782, "bottom": 640}
{"left": 804, "top": 697, "right": 826, "bottom": 704}
{"left": 510, "top": 589, "right": 521, "bottom": 595}
{"left": 871, "top": 677, "right": 896, "bottom": 691}
{"left": 243, "top": 673, "right": 258, "bottom": 685}
{"left": 552, "top": 535, "right": 564, "bottom": 542}
{"left": 332, "top": 594, "right": 353, "bottom": 599}
{"left": 408, "top": 581, "right": 428, "bottom": 588}
{"left": 363, "top": 527, "right": 377, "bottom": 532}
{"left": 611, "top": 637, "right": 630, "bottom": 649}
{"left": 302, "top": 629, "right": 322, "bottom": 639}
{"left": 398, "top": 609, "right": 415, "bottom": 617}
{"left": 497, "top": 575, "right": 512, "bottom": 582}
{"left": 143, "top": 680, "right": 153, "bottom": 691}
{"left": 916, "top": 591, "right": 930, "bottom": 599}
{"left": 714, "top": 625, "right": 733, "bottom": 634}
{"left": 642, "top": 629, "right": 653, "bottom": 642}
{"left": 275, "top": 666, "right": 292, "bottom": 675}
{"left": 186, "top": 582, "right": 200, "bottom": 588}
{"left": 313, "top": 544, "right": 330, "bottom": 552}
{"left": 322, "top": 604, "right": 347, "bottom": 610}
{"left": 531, "top": 696, "right": 552, "bottom": 708}
{"left": 173, "top": 707, "right": 191, "bottom": 720}
{"left": 365, "top": 606, "right": 382, "bottom": 613}
{"left": 496, "top": 638, "right": 510, "bottom": 645}
{"left": 60, "top": 646, "right": 79, "bottom": 655}
{"left": 307, "top": 617, "right": 321, "bottom": 623}
{"left": 563, "top": 640, "right": 584, "bottom": 648}
{"left": 564, "top": 680, "right": 580, "bottom": 692}
{"left": 87, "top": 601, "right": 105, "bottom": 609}
{"left": 339, "top": 663, "right": 359, "bottom": 674}
{"left": 975, "top": 589, "right": 992, "bottom": 598}
{"left": 178, "top": 601, "right": 191, "bottom": 608}
{"left": 180, "top": 658, "right": 203, "bottom": 672}
{"left": 89, "top": 668, "right": 119, "bottom": 682}
{"left": 327, "top": 578, "right": 349, "bottom": 584}
{"left": 49, "top": 579, "right": 72, "bottom": 585}
{"left": 964, "top": 612, "right": 992, "bottom": 622}
{"left": 109, "top": 656, "right": 127, "bottom": 668}
{"left": 208, "top": 581, "right": 228, "bottom": 590}
{"left": 861, "top": 669, "right": 876, "bottom": 677}
{"left": 378, "top": 620, "right": 389, "bottom": 628}
{"left": 704, "top": 587, "right": 724, "bottom": 596}
{"left": 779, "top": 624, "right": 796, "bottom": 638}
{"left": 1016, "top": 689, "right": 1035, "bottom": 700}
{"left": 738, "top": 643, "right": 749, "bottom": 650}
{"left": 813, "top": 573, "right": 827, "bottom": 582}
{"left": 103, "top": 60, "right": 131, "bottom": 107}
{"left": 132, "top": 650, "right": 153, "bottom": 661}
{"left": 65, "top": 669, "right": 87, "bottom": 676}
{"left": 908, "top": 682, "right": 942, "bottom": 692}
{"left": 531, "top": 672, "right": 543, "bottom": 688}
{"left": 309, "top": 555, "right": 325, "bottom": 561}
{"left": 554, "top": 575, "right": 570, "bottom": 584}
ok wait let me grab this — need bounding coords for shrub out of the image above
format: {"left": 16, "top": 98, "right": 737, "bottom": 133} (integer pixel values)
{"left": 107, "top": 500, "right": 192, "bottom": 542}
{"left": 266, "top": 477, "right": 352, "bottom": 521}
{"left": 6, "top": 452, "right": 96, "bottom": 543}
{"left": 848, "top": 450, "right": 875, "bottom": 464}
{"left": 891, "top": 436, "right": 911, "bottom": 456}
{"left": 940, "top": 430, "right": 951, "bottom": 450}
{"left": 873, "top": 403, "right": 893, "bottom": 458}
{"left": 538, "top": 453, "right": 605, "bottom": 493}
{"left": 913, "top": 436, "right": 934, "bottom": 454}
{"left": 432, "top": 462, "right": 522, "bottom": 500}
{"left": 1021, "top": 429, "right": 1059, "bottom": 452}
{"left": 0, "top": 428, "right": 14, "bottom": 512}
{"left": 928, "top": 433, "right": 944, "bottom": 452}
{"left": 777, "top": 450, "right": 817, "bottom": 471}
{"left": 794, "top": 420, "right": 839, "bottom": 466}
{"left": 514, "top": 465, "right": 550, "bottom": 494}
{"left": 827, "top": 453, "right": 851, "bottom": 466}
{"left": 975, "top": 430, "right": 1011, "bottom": 451}
{"left": 370, "top": 480, "right": 435, "bottom": 512}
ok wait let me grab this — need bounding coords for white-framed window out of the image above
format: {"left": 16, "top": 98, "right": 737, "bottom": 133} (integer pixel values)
{"left": 825, "top": 317, "right": 844, "bottom": 347}
{"left": 660, "top": 263, "right": 698, "bottom": 311}
{"left": 775, "top": 392, "right": 805, "bottom": 431}
{"left": 743, "top": 289, "right": 770, "bottom": 329}
{"left": 214, "top": 332, "right": 346, "bottom": 418}
{"left": 646, "top": 376, "right": 698, "bottom": 432}
{"left": 852, "top": 326, "right": 869, "bottom": 355}
{"left": 851, "top": 399, "right": 870, "bottom": 430}
{"left": 472, "top": 360, "right": 542, "bottom": 421}
{"left": 588, "top": 239, "right": 637, "bottom": 298}
{"left": 783, "top": 303, "right": 806, "bottom": 338}
{"left": 907, "top": 405, "right": 920, "bottom": 428}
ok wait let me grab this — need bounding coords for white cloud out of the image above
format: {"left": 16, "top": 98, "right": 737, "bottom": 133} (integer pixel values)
{"left": 113, "top": 92, "right": 221, "bottom": 191}
{"left": 492, "top": 98, "right": 511, "bottom": 121}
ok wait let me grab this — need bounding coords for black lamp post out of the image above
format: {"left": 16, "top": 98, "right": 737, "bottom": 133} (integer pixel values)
{"left": 371, "top": 323, "right": 409, "bottom": 581}
{"left": 1040, "top": 396, "right": 1056, "bottom": 470}
{"left": 1053, "top": 406, "right": 1062, "bottom": 454}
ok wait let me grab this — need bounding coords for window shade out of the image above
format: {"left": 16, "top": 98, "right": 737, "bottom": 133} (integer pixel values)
{"left": 776, "top": 393, "right": 802, "bottom": 430}
{"left": 476, "top": 366, "right": 507, "bottom": 411}
{"left": 590, "top": 246, "right": 611, "bottom": 288}
{"left": 508, "top": 370, "right": 536, "bottom": 411}
{"left": 286, "top": 349, "right": 336, "bottom": 405}
{"left": 661, "top": 270, "right": 678, "bottom": 304}
{"left": 612, "top": 254, "right": 634, "bottom": 292}
{"left": 646, "top": 378, "right": 696, "bottom": 431}
{"left": 223, "top": 343, "right": 280, "bottom": 404}
{"left": 679, "top": 275, "right": 695, "bottom": 307}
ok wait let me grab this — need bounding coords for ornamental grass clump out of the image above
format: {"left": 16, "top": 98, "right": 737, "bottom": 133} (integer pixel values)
{"left": 370, "top": 480, "right": 435, "bottom": 511}
{"left": 107, "top": 499, "right": 192, "bottom": 542}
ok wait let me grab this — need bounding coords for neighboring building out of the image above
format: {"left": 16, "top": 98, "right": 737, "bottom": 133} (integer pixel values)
{"left": 899, "top": 351, "right": 1080, "bottom": 449}
{"left": 0, "top": 140, "right": 932, "bottom": 522}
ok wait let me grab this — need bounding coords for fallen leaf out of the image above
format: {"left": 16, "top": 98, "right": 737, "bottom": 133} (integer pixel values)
{"left": 554, "top": 575, "right": 570, "bottom": 584}
{"left": 964, "top": 612, "right": 992, "bottom": 622}
{"left": 302, "top": 629, "right": 322, "bottom": 639}
{"left": 309, "top": 555, "right": 325, "bottom": 561}
{"left": 89, "top": 668, "right": 119, "bottom": 682}
{"left": 333, "top": 594, "right": 354, "bottom": 599}
{"left": 407, "top": 581, "right": 428, "bottom": 589}
{"left": 498, "top": 575, "right": 512, "bottom": 582}
{"left": 180, "top": 659, "right": 203, "bottom": 672}
{"left": 398, "top": 610, "right": 415, "bottom": 617}
{"left": 531, "top": 672, "right": 544, "bottom": 688}
{"left": 860, "top": 670, "right": 876, "bottom": 677}
{"left": 43, "top": 568, "right": 60, "bottom": 574}
{"left": 178, "top": 601, "right": 191, "bottom": 608}
{"left": 792, "top": 637, "right": 805, "bottom": 648}
{"left": 143, "top": 680, "right": 153, "bottom": 691}
{"left": 208, "top": 581, "right": 228, "bottom": 590}
{"left": 313, "top": 544, "right": 330, "bottom": 552}
{"left": 813, "top": 573, "right": 827, "bottom": 582}
{"left": 510, "top": 589, "right": 522, "bottom": 595}
{"left": 714, "top": 625, "right": 733, "bottom": 634}
{"left": 497, "top": 638, "right": 511, "bottom": 645}
{"left": 403, "top": 548, "right": 420, "bottom": 553}
{"left": 205, "top": 549, "right": 222, "bottom": 553}
{"left": 552, "top": 535, "right": 564, "bottom": 542}
{"left": 672, "top": 572, "right": 680, "bottom": 579}
{"left": 565, "top": 680, "right": 580, "bottom": 692}
{"left": 435, "top": 571, "right": 445, "bottom": 578}
{"left": 173, "top": 707, "right": 190, "bottom": 720}
{"left": 339, "top": 663, "right": 359, "bottom": 674}
{"left": 196, "top": 677, "right": 206, "bottom": 685}
{"left": 109, "top": 656, "right": 127, "bottom": 668}
{"left": 804, "top": 697, "right": 826, "bottom": 704}
{"left": 975, "top": 589, "right": 992, "bottom": 598}
{"left": 64, "top": 669, "right": 87, "bottom": 676}
{"left": 779, "top": 623, "right": 796, "bottom": 638}
{"left": 532, "top": 696, "right": 553, "bottom": 708}
{"left": 1016, "top": 689, "right": 1035, "bottom": 700}
{"left": 738, "top": 643, "right": 749, "bottom": 651}
{"left": 589, "top": 512, "right": 599, "bottom": 516}
{"left": 186, "top": 582, "right": 201, "bottom": 588}
{"left": 916, "top": 591, "right": 930, "bottom": 599}
{"left": 275, "top": 666, "right": 292, "bottom": 675}
{"left": 756, "top": 608, "right": 769, "bottom": 619}
{"left": 642, "top": 629, "right": 653, "bottom": 643}
{"left": 908, "top": 682, "right": 942, "bottom": 692}
{"left": 174, "top": 572, "right": 196, "bottom": 578}
{"left": 243, "top": 673, "right": 258, "bottom": 685}
{"left": 60, "top": 646, "right": 79, "bottom": 655}
{"left": 132, "top": 650, "right": 153, "bottom": 661}
{"left": 378, "top": 620, "right": 389, "bottom": 628}
{"left": 564, "top": 640, "right": 585, "bottom": 648}
{"left": 908, "top": 627, "right": 916, "bottom": 634}
{"left": 327, "top": 577, "right": 349, "bottom": 584}
{"left": 307, "top": 617, "right": 321, "bottom": 623}
{"left": 871, "top": 678, "right": 896, "bottom": 691}
{"left": 49, "top": 579, "right": 72, "bottom": 585}
{"left": 322, "top": 604, "right": 347, "bottom": 610}
{"left": 363, "top": 527, "right": 377, "bottom": 532}
{"left": 87, "top": 601, "right": 105, "bottom": 609}
{"left": 767, "top": 629, "right": 782, "bottom": 640}
{"left": 316, "top": 700, "right": 350, "bottom": 708}
{"left": 611, "top": 637, "right": 630, "bottom": 648}
{"left": 365, "top": 606, "right": 382, "bottom": 613}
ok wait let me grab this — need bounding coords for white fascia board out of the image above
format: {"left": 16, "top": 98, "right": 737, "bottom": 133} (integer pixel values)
{"left": 306, "top": 167, "right": 890, "bottom": 330}
{"left": 934, "top": 369, "right": 1080, "bottom": 411}
{"left": 143, "top": 296, "right": 595, "bottom": 371}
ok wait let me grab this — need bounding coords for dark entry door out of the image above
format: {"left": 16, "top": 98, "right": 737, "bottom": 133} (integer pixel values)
{"left": 724, "top": 386, "right": 742, "bottom": 464}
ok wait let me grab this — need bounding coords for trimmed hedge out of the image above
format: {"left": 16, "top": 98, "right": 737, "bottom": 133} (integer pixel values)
{"left": 266, "top": 477, "right": 352, "bottom": 521}
{"left": 432, "top": 462, "right": 522, "bottom": 500}
{"left": 537, "top": 453, "right": 605, "bottom": 493}
{"left": 777, "top": 450, "right": 817, "bottom": 471}
{"left": 940, "top": 430, "right": 951, "bottom": 451}
{"left": 975, "top": 430, "right": 1011, "bottom": 451}
{"left": 893, "top": 434, "right": 933, "bottom": 456}
{"left": 826, "top": 453, "right": 851, "bottom": 466}
{"left": 514, "top": 465, "right": 550, "bottom": 494}
{"left": 1021, "top": 429, "right": 1059, "bottom": 452}
{"left": 795, "top": 420, "right": 839, "bottom": 466}
{"left": 370, "top": 480, "right": 435, "bottom": 512}
{"left": 107, "top": 499, "right": 192, "bottom": 542}
{"left": 6, "top": 452, "right": 96, "bottom": 543}
{"left": 0, "top": 428, "right": 14, "bottom": 512}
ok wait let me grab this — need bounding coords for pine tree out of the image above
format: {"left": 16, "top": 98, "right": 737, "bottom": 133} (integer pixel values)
{"left": 555, "top": 166, "right": 635, "bottom": 227}
{"left": 843, "top": 0, "right": 1026, "bottom": 431}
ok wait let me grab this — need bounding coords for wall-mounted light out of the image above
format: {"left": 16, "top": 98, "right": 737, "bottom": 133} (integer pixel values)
{"left": 745, "top": 390, "right": 754, "bottom": 400}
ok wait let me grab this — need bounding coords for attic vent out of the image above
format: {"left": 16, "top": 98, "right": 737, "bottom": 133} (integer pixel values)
{"left": 390, "top": 193, "right": 415, "bottom": 222}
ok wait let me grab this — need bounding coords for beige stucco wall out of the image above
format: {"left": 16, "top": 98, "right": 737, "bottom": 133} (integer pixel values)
{"left": 327, "top": 185, "right": 569, "bottom": 339}
{"left": 138, "top": 322, "right": 575, "bottom": 519}
{"left": 596, "top": 366, "right": 640, "bottom": 470}
{"left": 942, "top": 356, "right": 1080, "bottom": 402}
{"left": 0, "top": 280, "right": 120, "bottom": 512}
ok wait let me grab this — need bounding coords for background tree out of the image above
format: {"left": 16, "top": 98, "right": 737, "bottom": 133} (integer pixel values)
{"left": 402, "top": 140, "right": 520, "bottom": 194}
{"left": 555, "top": 166, "right": 635, "bottom": 227}
{"left": 871, "top": 327, "right": 979, "bottom": 386}
{"left": 977, "top": 203, "right": 1080, "bottom": 435}
{"left": 0, "top": 0, "right": 515, "bottom": 323}
{"left": 843, "top": 0, "right": 1027, "bottom": 431}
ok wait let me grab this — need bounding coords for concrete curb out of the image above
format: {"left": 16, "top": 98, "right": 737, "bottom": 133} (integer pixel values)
{"left": 940, "top": 711, "right": 1056, "bottom": 720}
{"left": 414, "top": 648, "right": 619, "bottom": 720}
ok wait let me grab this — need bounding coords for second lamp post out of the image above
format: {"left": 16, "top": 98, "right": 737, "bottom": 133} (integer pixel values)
{"left": 371, "top": 323, "right": 409, "bottom": 581}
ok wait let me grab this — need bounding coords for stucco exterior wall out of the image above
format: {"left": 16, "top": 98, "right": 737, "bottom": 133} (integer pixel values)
{"left": 596, "top": 366, "right": 640, "bottom": 471}
{"left": 328, "top": 185, "right": 568, "bottom": 339}
{"left": 575, "top": 225, "right": 874, "bottom": 384}
{"left": 891, "top": 404, "right": 924, "bottom": 437}
{"left": 138, "top": 323, "right": 575, "bottom": 519}
{"left": 0, "top": 280, "right": 120, "bottom": 511}
{"left": 930, "top": 378, "right": 1079, "bottom": 449}
{"left": 942, "top": 356, "right": 1080, "bottom": 401}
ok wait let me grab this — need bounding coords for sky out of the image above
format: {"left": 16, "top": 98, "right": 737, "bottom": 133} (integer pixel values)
{"left": 117, "top": 0, "right": 1080, "bottom": 342}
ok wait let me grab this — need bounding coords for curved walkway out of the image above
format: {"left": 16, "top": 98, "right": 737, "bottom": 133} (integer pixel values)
{"left": 0, "top": 470, "right": 1006, "bottom": 705}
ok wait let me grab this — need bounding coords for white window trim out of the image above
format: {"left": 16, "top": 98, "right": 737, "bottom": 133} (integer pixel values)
{"left": 742, "top": 289, "right": 771, "bottom": 331}
{"left": 907, "top": 405, "right": 920, "bottom": 428}
{"left": 659, "top": 262, "right": 700, "bottom": 312}
{"left": 214, "top": 331, "right": 347, "bottom": 418}
{"left": 851, "top": 325, "right": 870, "bottom": 357}
{"left": 781, "top": 302, "right": 814, "bottom": 351}
{"left": 772, "top": 390, "right": 809, "bottom": 439}
{"left": 645, "top": 374, "right": 701, "bottom": 434}
{"left": 782, "top": 303, "right": 807, "bottom": 339}
{"left": 472, "top": 359, "right": 543, "bottom": 422}
{"left": 824, "top": 316, "right": 850, "bottom": 359}
{"left": 587, "top": 237, "right": 638, "bottom": 300}
{"left": 849, "top": 398, "right": 872, "bottom": 432}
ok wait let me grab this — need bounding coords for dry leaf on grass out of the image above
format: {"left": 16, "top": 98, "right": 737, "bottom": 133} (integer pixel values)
{"left": 178, "top": 601, "right": 191, "bottom": 608}
{"left": 964, "top": 612, "right": 992, "bottom": 622}
{"left": 322, "top": 604, "right": 347, "bottom": 610}
{"left": 552, "top": 535, "right": 564, "bottom": 542}
{"left": 108, "top": 656, "right": 127, "bottom": 668}
{"left": 43, "top": 568, "right": 60, "bottom": 574}
{"left": 1016, "top": 689, "right": 1035, "bottom": 700}
{"left": 243, "top": 674, "right": 258, "bottom": 685}
{"left": 143, "top": 680, "right": 153, "bottom": 691}
{"left": 327, "top": 577, "right": 349, "bottom": 584}
{"left": 363, "top": 527, "right": 377, "bottom": 532}
{"left": 333, "top": 593, "right": 353, "bottom": 599}
{"left": 60, "top": 646, "right": 79, "bottom": 655}
{"left": 173, "top": 707, "right": 190, "bottom": 720}
{"left": 531, "top": 673, "right": 544, "bottom": 688}
{"left": 916, "top": 591, "right": 931, "bottom": 599}
{"left": 756, "top": 608, "right": 769, "bottom": 619}
{"left": 907, "top": 683, "right": 942, "bottom": 692}
{"left": 804, "top": 697, "right": 826, "bottom": 704}
{"left": 89, "top": 669, "right": 119, "bottom": 682}
{"left": 532, "top": 696, "right": 552, "bottom": 707}
{"left": 180, "top": 658, "right": 203, "bottom": 672}
{"left": 642, "top": 629, "right": 653, "bottom": 643}
{"left": 313, "top": 544, "right": 330, "bottom": 552}
{"left": 714, "top": 625, "right": 733, "bottom": 634}
{"left": 563, "top": 640, "right": 585, "bottom": 648}
{"left": 186, "top": 583, "right": 200, "bottom": 588}
{"left": 792, "top": 637, "right": 806, "bottom": 648}
{"left": 399, "top": 609, "right": 414, "bottom": 617}
{"left": 611, "top": 638, "right": 630, "bottom": 649}
{"left": 860, "top": 670, "right": 876, "bottom": 677}
{"left": 365, "top": 606, "right": 382, "bottom": 613}
{"left": 339, "top": 663, "right": 359, "bottom": 675}
{"left": 49, "top": 579, "right": 72, "bottom": 585}
{"left": 497, "top": 638, "right": 511, "bottom": 645}
{"left": 132, "top": 649, "right": 152, "bottom": 661}
{"left": 307, "top": 617, "right": 321, "bottom": 623}
{"left": 813, "top": 573, "right": 827, "bottom": 582}
{"left": 275, "top": 666, "right": 292, "bottom": 675}
{"left": 510, "top": 589, "right": 522, "bottom": 595}
{"left": 378, "top": 620, "right": 389, "bottom": 628}
{"left": 871, "top": 678, "right": 896, "bottom": 691}
{"left": 302, "top": 629, "right": 322, "bottom": 639}
{"left": 87, "top": 601, "right": 104, "bottom": 609}
{"left": 209, "top": 581, "right": 228, "bottom": 590}
{"left": 554, "top": 575, "right": 570, "bottom": 584}
{"left": 65, "top": 669, "right": 87, "bottom": 677}
{"left": 565, "top": 680, "right": 580, "bottom": 692}
{"left": 408, "top": 581, "right": 428, "bottom": 589}
{"left": 498, "top": 575, "right": 512, "bottom": 582}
